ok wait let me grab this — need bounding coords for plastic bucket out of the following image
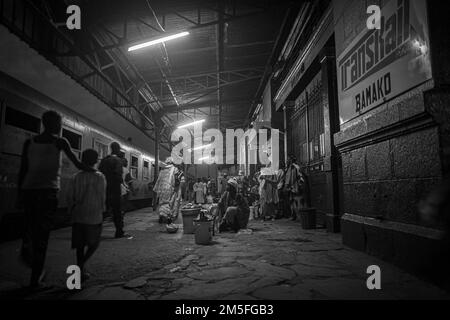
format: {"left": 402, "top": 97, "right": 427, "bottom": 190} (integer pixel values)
{"left": 194, "top": 220, "right": 213, "bottom": 245}
{"left": 181, "top": 208, "right": 200, "bottom": 234}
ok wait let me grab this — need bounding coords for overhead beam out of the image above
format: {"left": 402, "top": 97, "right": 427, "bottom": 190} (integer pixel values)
{"left": 226, "top": 40, "right": 275, "bottom": 49}
{"left": 133, "top": 39, "right": 273, "bottom": 56}
{"left": 161, "top": 98, "right": 251, "bottom": 113}
{"left": 81, "top": 3, "right": 275, "bottom": 55}
{"left": 148, "top": 68, "right": 264, "bottom": 83}
{"left": 4, "top": 0, "right": 173, "bottom": 152}
{"left": 149, "top": 75, "right": 261, "bottom": 105}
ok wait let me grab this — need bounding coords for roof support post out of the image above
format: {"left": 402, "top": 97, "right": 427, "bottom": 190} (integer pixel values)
{"left": 216, "top": 0, "right": 225, "bottom": 131}
{"left": 154, "top": 117, "right": 164, "bottom": 183}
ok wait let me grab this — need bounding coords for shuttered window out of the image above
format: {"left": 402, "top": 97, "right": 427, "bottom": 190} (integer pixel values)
{"left": 288, "top": 71, "right": 324, "bottom": 170}
{"left": 307, "top": 80, "right": 324, "bottom": 163}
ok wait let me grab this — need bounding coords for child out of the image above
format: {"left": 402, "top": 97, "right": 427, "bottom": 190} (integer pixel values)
{"left": 67, "top": 149, "right": 106, "bottom": 281}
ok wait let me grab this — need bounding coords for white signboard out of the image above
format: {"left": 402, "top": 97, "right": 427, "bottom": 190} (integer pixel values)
{"left": 336, "top": 0, "right": 432, "bottom": 124}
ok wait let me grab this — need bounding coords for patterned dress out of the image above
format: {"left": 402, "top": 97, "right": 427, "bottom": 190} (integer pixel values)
{"left": 259, "top": 170, "right": 279, "bottom": 218}
{"left": 194, "top": 182, "right": 206, "bottom": 204}
{"left": 153, "top": 164, "right": 184, "bottom": 221}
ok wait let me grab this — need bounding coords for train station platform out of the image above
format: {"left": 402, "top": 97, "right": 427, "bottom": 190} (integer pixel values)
{"left": 0, "top": 208, "right": 448, "bottom": 300}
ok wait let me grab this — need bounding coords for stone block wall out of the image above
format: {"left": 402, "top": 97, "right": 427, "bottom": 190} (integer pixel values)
{"left": 336, "top": 81, "right": 443, "bottom": 228}
{"left": 332, "top": 0, "right": 450, "bottom": 275}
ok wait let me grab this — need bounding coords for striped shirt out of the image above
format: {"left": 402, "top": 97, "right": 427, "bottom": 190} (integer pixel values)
{"left": 67, "top": 171, "right": 106, "bottom": 225}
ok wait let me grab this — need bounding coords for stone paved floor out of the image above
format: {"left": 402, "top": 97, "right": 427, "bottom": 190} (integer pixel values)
{"left": 0, "top": 207, "right": 449, "bottom": 300}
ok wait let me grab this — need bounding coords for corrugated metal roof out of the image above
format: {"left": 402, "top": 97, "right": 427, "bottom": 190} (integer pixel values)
{"left": 83, "top": 0, "right": 291, "bottom": 129}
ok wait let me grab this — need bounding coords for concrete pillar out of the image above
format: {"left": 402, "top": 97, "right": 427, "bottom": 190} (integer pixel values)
{"left": 154, "top": 120, "right": 162, "bottom": 183}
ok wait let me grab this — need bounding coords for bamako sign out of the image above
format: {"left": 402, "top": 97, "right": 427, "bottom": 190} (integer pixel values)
{"left": 336, "top": 0, "right": 432, "bottom": 124}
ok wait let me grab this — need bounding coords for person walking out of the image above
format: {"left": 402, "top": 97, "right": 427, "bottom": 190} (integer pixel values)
{"left": 17, "top": 110, "right": 93, "bottom": 289}
{"left": 67, "top": 149, "right": 106, "bottom": 282}
{"left": 99, "top": 142, "right": 130, "bottom": 239}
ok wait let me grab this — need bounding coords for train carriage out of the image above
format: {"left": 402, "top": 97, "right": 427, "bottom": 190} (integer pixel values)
{"left": 0, "top": 73, "right": 156, "bottom": 240}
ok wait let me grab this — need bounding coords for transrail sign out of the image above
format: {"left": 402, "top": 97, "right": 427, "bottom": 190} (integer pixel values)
{"left": 336, "top": 0, "right": 432, "bottom": 124}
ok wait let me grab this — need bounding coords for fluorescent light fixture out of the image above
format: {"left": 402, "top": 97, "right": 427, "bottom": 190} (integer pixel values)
{"left": 255, "top": 103, "right": 262, "bottom": 115}
{"left": 188, "top": 144, "right": 212, "bottom": 152}
{"left": 128, "top": 31, "right": 190, "bottom": 52}
{"left": 199, "top": 156, "right": 211, "bottom": 162}
{"left": 177, "top": 119, "right": 205, "bottom": 129}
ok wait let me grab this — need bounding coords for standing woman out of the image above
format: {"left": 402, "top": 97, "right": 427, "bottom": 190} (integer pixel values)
{"left": 259, "top": 163, "right": 279, "bottom": 221}
{"left": 194, "top": 178, "right": 205, "bottom": 204}
{"left": 153, "top": 157, "right": 184, "bottom": 224}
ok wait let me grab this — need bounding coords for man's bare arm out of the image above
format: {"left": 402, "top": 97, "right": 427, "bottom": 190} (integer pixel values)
{"left": 57, "top": 138, "right": 94, "bottom": 171}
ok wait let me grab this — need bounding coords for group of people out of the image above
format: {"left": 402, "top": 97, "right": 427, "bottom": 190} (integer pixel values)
{"left": 17, "top": 110, "right": 309, "bottom": 290}
{"left": 152, "top": 166, "right": 252, "bottom": 233}
{"left": 17, "top": 110, "right": 133, "bottom": 289}
{"left": 248, "top": 156, "right": 309, "bottom": 222}
{"left": 185, "top": 177, "right": 216, "bottom": 204}
{"left": 180, "top": 158, "right": 309, "bottom": 234}
{"left": 203, "top": 161, "right": 307, "bottom": 234}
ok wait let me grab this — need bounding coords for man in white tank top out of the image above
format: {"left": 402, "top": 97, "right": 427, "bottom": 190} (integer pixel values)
{"left": 18, "top": 110, "right": 93, "bottom": 289}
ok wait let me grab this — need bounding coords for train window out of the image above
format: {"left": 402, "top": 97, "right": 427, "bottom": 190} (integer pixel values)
{"left": 131, "top": 155, "right": 138, "bottom": 167}
{"left": 62, "top": 128, "right": 82, "bottom": 158}
{"left": 130, "top": 154, "right": 139, "bottom": 179}
{"left": 143, "top": 160, "right": 150, "bottom": 180}
{"left": 5, "top": 107, "right": 41, "bottom": 133}
{"left": 93, "top": 140, "right": 108, "bottom": 160}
